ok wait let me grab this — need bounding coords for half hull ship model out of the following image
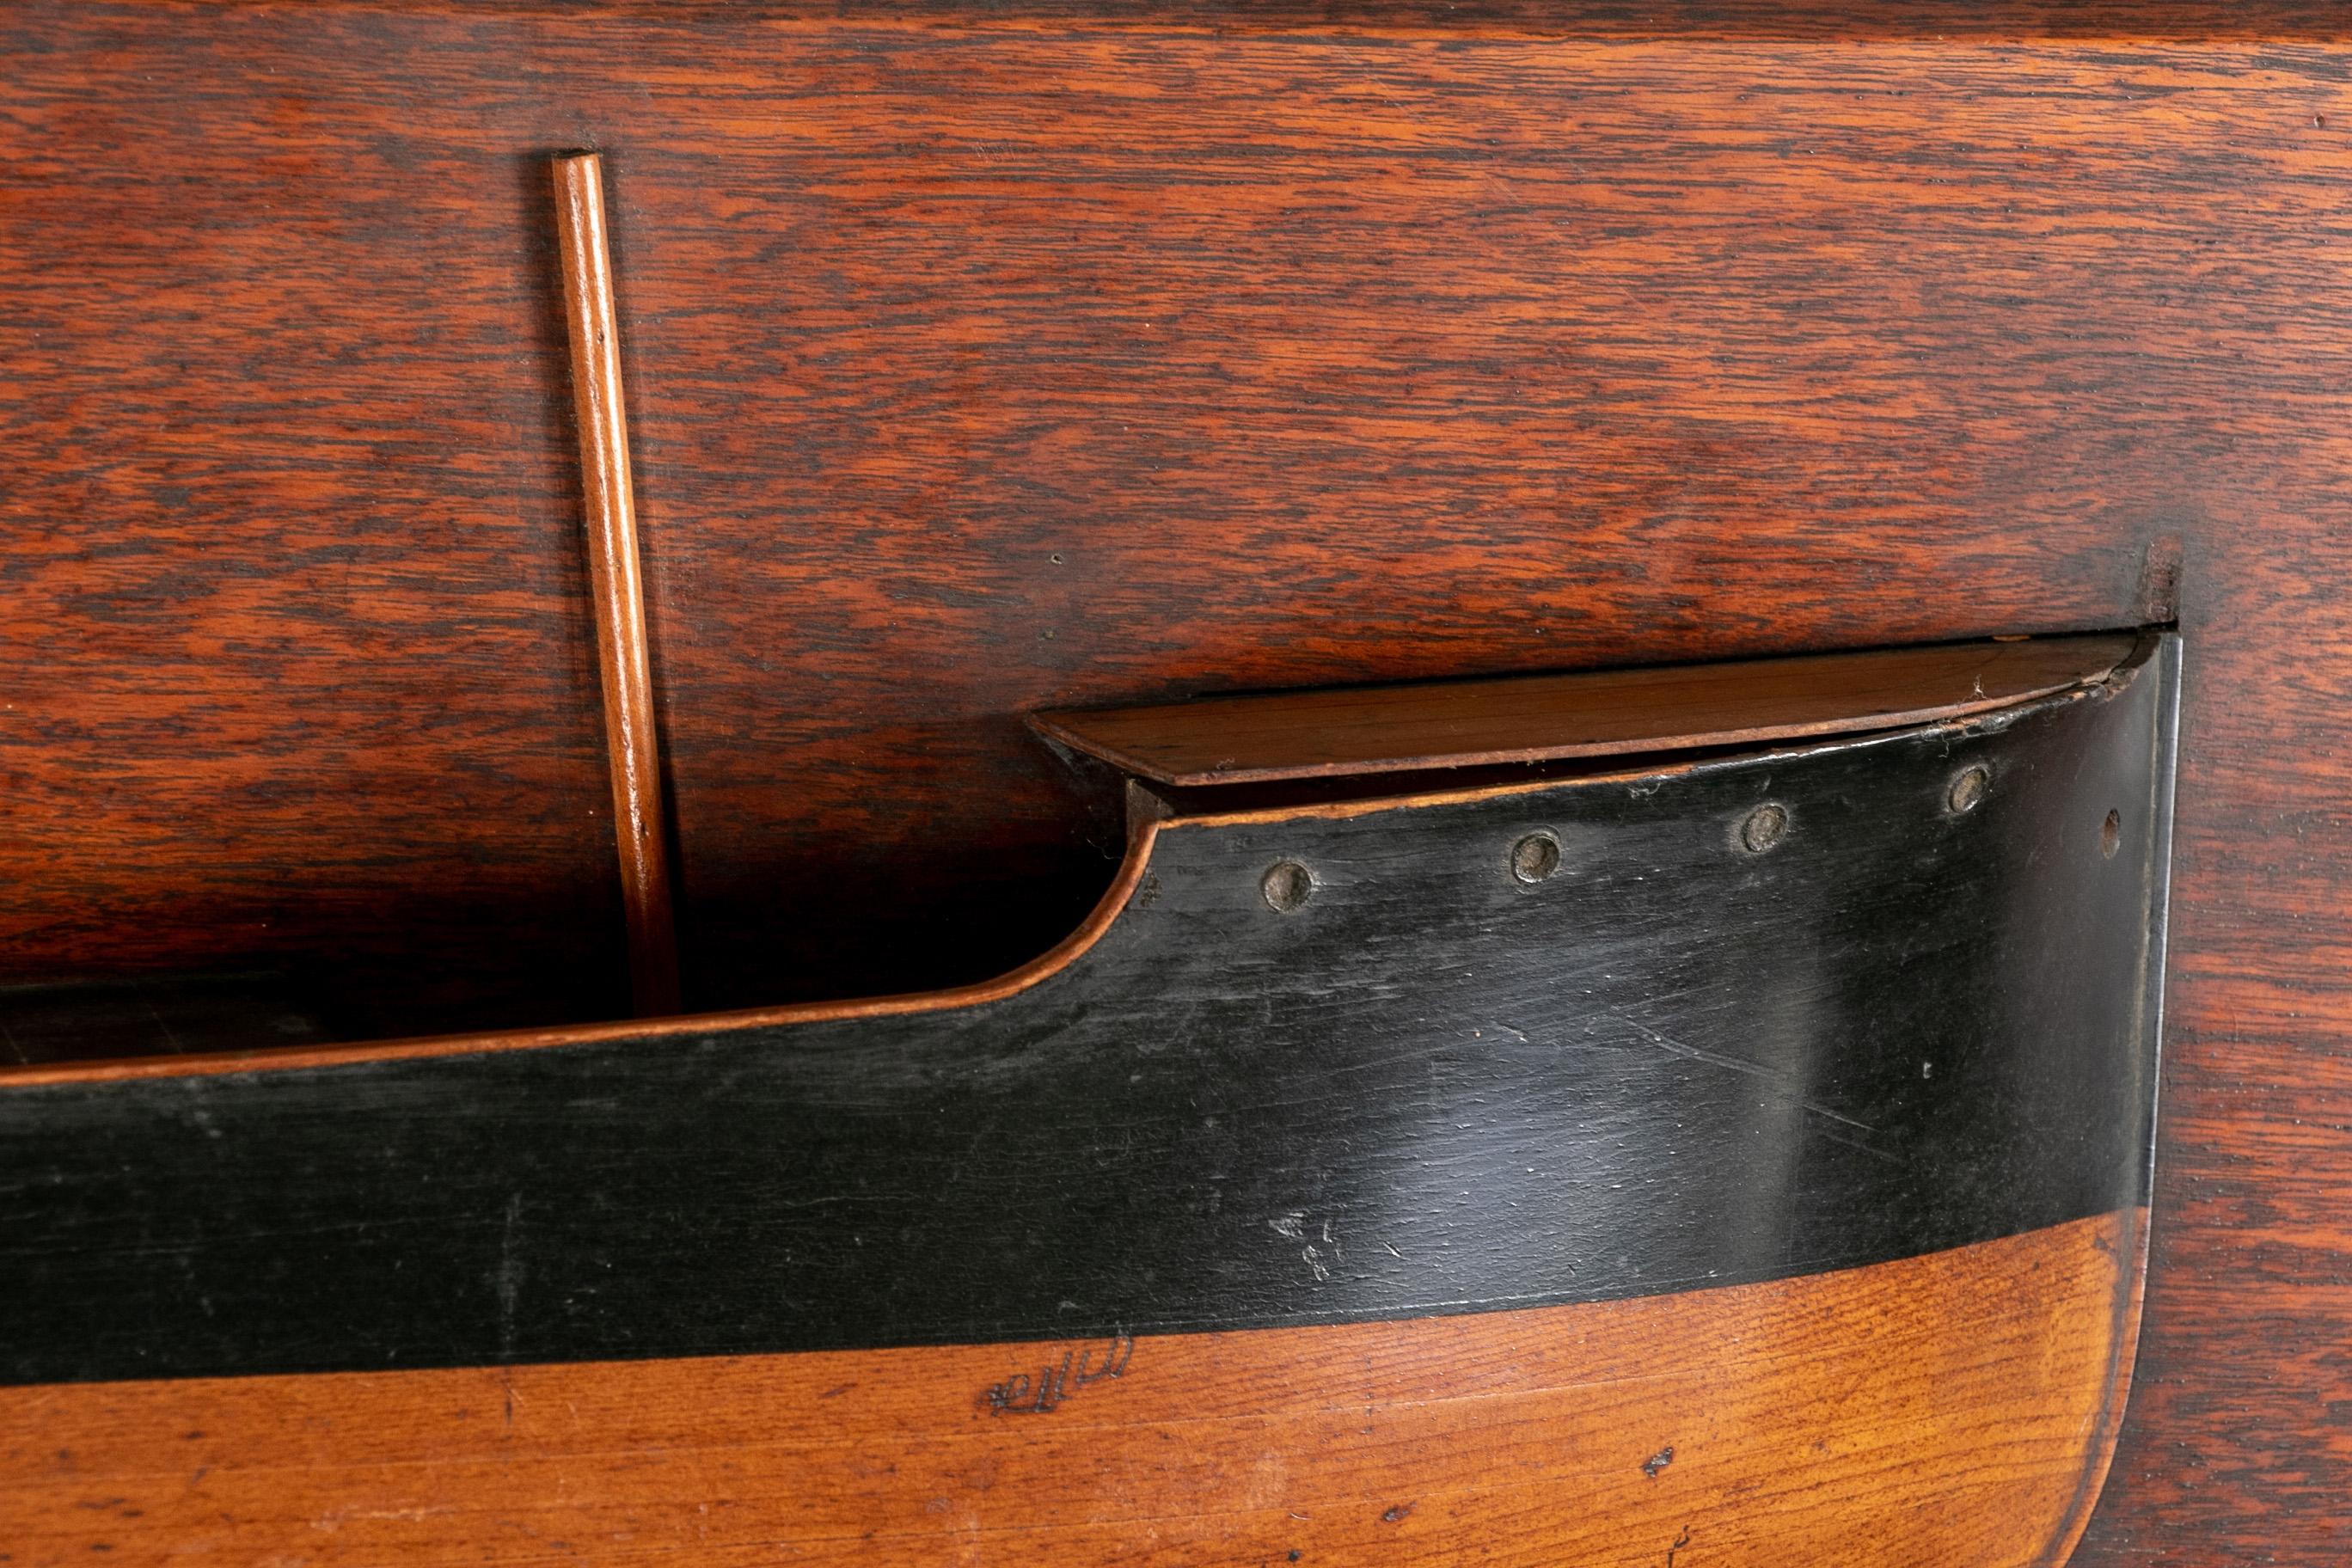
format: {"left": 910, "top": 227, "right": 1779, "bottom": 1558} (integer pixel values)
{"left": 21, "top": 3, "right": 2352, "bottom": 1565}
{"left": 5, "top": 628, "right": 2177, "bottom": 1562}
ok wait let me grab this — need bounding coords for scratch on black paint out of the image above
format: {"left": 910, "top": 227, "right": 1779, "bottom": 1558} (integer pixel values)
{"left": 1611, "top": 1013, "right": 1902, "bottom": 1164}
{"left": 498, "top": 1195, "right": 522, "bottom": 1427}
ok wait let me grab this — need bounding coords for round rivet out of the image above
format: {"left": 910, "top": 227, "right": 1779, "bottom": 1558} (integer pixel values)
{"left": 1262, "top": 861, "right": 1314, "bottom": 913}
{"left": 1740, "top": 803, "right": 1790, "bottom": 854}
{"left": 2101, "top": 809, "right": 2122, "bottom": 859}
{"left": 1948, "top": 764, "right": 1991, "bottom": 815}
{"left": 1510, "top": 832, "right": 1561, "bottom": 885}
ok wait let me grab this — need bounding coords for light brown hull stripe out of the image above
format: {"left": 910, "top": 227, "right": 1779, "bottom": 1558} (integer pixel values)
{"left": 1, "top": 1211, "right": 2143, "bottom": 1566}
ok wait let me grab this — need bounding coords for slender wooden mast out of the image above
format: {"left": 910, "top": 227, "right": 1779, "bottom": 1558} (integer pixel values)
{"left": 550, "top": 151, "right": 680, "bottom": 1018}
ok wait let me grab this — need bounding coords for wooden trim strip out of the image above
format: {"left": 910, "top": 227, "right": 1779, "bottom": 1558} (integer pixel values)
{"left": 553, "top": 150, "right": 680, "bottom": 1018}
{"left": 1032, "top": 631, "right": 2138, "bottom": 787}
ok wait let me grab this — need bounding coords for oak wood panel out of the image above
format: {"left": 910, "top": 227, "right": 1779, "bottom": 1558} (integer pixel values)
{"left": 0, "top": 1212, "right": 2137, "bottom": 1566}
{"left": 0, "top": 6, "right": 2255, "bottom": 1023}
{"left": 175, "top": 2, "right": 2352, "bottom": 39}
{"left": 3, "top": 8, "right": 2349, "bottom": 1559}
{"left": 0, "top": 5, "right": 626, "bottom": 1040}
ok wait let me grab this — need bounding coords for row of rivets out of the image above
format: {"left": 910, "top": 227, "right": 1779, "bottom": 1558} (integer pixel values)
{"left": 1258, "top": 764, "right": 2122, "bottom": 912}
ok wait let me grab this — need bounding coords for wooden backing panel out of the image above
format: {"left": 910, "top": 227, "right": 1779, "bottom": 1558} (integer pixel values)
{"left": 1033, "top": 632, "right": 2133, "bottom": 785}
{"left": 422, "top": 3, "right": 2352, "bottom": 35}
{"left": 0, "top": 13, "right": 2300, "bottom": 1017}
{"left": 2, "top": 12, "right": 2349, "bottom": 1556}
{"left": 0, "top": 5, "right": 626, "bottom": 1038}
{"left": 552, "top": 150, "right": 681, "bottom": 1017}
{"left": 0, "top": 1212, "right": 2134, "bottom": 1566}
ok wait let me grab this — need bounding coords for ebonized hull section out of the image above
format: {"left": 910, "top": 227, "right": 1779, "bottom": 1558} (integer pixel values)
{"left": 0, "top": 639, "right": 2175, "bottom": 1387}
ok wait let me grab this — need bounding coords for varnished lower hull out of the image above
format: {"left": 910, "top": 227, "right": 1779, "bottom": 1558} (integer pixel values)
{"left": 0, "top": 1211, "right": 2141, "bottom": 1566}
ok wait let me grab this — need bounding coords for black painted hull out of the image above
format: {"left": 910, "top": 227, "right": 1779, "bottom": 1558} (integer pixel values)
{"left": 0, "top": 636, "right": 2178, "bottom": 1387}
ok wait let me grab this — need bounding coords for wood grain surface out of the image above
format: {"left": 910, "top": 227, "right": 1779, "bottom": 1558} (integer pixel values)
{"left": 1036, "top": 631, "right": 2133, "bottom": 784}
{"left": 0, "top": 1211, "right": 2140, "bottom": 1567}
{"left": 2, "top": 5, "right": 2349, "bottom": 1558}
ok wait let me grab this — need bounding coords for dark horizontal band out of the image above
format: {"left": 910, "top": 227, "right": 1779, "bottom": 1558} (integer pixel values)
{"left": 0, "top": 636, "right": 2176, "bottom": 1385}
